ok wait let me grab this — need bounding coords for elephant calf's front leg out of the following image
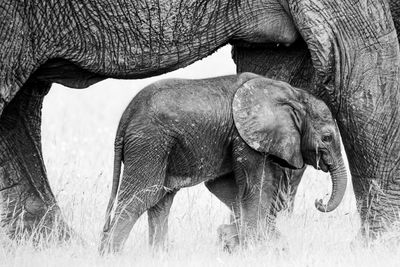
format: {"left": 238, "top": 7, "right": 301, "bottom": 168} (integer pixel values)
{"left": 240, "top": 183, "right": 277, "bottom": 243}
{"left": 205, "top": 172, "right": 241, "bottom": 222}
{"left": 275, "top": 167, "right": 306, "bottom": 214}
{"left": 205, "top": 173, "right": 241, "bottom": 251}
{"left": 234, "top": 153, "right": 283, "bottom": 246}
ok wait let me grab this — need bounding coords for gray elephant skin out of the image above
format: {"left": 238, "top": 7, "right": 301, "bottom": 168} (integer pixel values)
{"left": 0, "top": 0, "right": 299, "bottom": 239}
{"left": 0, "top": 0, "right": 399, "bottom": 242}
{"left": 99, "top": 73, "right": 347, "bottom": 253}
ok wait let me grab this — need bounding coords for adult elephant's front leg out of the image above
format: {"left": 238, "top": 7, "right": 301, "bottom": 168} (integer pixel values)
{"left": 0, "top": 78, "right": 70, "bottom": 240}
{"left": 339, "top": 109, "right": 400, "bottom": 240}
{"left": 233, "top": 14, "right": 400, "bottom": 240}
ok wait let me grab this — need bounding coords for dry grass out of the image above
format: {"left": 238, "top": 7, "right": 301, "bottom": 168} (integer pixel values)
{"left": 1, "top": 46, "right": 399, "bottom": 266}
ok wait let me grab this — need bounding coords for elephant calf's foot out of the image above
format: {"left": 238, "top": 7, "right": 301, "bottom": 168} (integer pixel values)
{"left": 217, "top": 224, "right": 240, "bottom": 252}
{"left": 264, "top": 228, "right": 289, "bottom": 254}
{"left": 99, "top": 231, "right": 124, "bottom": 255}
{"left": 217, "top": 223, "right": 289, "bottom": 253}
{"left": 99, "top": 232, "right": 109, "bottom": 255}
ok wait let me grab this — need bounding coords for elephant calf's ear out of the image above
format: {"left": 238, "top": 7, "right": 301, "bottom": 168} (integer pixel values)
{"left": 233, "top": 78, "right": 304, "bottom": 169}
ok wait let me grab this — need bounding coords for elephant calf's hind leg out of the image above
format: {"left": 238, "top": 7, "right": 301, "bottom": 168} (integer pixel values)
{"left": 148, "top": 190, "right": 177, "bottom": 249}
{"left": 100, "top": 137, "right": 170, "bottom": 253}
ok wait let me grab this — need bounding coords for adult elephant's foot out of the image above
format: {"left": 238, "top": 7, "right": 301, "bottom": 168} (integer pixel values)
{"left": 345, "top": 135, "right": 400, "bottom": 246}
{"left": 217, "top": 223, "right": 240, "bottom": 252}
{"left": 0, "top": 78, "right": 72, "bottom": 242}
{"left": 354, "top": 178, "right": 400, "bottom": 242}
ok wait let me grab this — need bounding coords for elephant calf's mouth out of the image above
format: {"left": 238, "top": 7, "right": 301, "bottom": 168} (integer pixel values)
{"left": 318, "top": 152, "right": 336, "bottom": 173}
{"left": 317, "top": 160, "right": 329, "bottom": 173}
{"left": 313, "top": 152, "right": 331, "bottom": 173}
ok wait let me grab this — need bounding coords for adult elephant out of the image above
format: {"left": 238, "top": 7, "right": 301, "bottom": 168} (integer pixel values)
{"left": 0, "top": 0, "right": 297, "bottom": 239}
{"left": 0, "top": 0, "right": 398, "bottom": 242}
{"left": 234, "top": 1, "right": 400, "bottom": 240}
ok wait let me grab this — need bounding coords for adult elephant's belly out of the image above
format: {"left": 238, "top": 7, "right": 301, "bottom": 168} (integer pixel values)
{"left": 34, "top": 56, "right": 173, "bottom": 89}
{"left": 165, "top": 142, "right": 233, "bottom": 190}
{"left": 34, "top": 58, "right": 107, "bottom": 89}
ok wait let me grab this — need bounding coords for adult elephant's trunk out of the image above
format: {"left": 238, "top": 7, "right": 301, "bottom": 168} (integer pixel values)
{"left": 315, "top": 158, "right": 347, "bottom": 212}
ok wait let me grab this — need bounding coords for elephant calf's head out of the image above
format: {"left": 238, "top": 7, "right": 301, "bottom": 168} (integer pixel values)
{"left": 233, "top": 73, "right": 347, "bottom": 212}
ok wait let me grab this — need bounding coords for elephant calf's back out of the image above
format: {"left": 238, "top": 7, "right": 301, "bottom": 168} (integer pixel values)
{"left": 122, "top": 76, "right": 238, "bottom": 188}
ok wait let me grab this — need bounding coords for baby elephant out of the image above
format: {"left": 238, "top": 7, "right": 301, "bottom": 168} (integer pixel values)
{"left": 100, "top": 73, "right": 347, "bottom": 253}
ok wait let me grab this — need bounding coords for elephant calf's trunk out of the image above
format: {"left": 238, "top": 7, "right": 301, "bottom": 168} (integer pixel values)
{"left": 315, "top": 158, "right": 347, "bottom": 212}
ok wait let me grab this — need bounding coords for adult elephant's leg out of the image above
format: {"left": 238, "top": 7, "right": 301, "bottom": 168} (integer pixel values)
{"left": 147, "top": 190, "right": 177, "bottom": 249}
{"left": 0, "top": 78, "right": 70, "bottom": 239}
{"left": 233, "top": 1, "right": 400, "bottom": 239}
{"left": 339, "top": 118, "right": 400, "bottom": 239}
{"left": 232, "top": 42, "right": 314, "bottom": 90}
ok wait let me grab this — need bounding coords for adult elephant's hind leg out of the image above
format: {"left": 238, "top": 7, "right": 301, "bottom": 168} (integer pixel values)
{"left": 0, "top": 78, "right": 71, "bottom": 241}
{"left": 147, "top": 190, "right": 177, "bottom": 249}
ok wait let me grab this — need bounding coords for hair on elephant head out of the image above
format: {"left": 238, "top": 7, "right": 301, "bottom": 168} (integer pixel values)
{"left": 233, "top": 73, "right": 347, "bottom": 212}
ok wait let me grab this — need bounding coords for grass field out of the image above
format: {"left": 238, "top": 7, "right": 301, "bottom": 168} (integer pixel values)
{"left": 1, "top": 46, "right": 399, "bottom": 266}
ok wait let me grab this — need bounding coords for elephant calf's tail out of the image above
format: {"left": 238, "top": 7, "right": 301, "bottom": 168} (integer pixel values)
{"left": 103, "top": 138, "right": 124, "bottom": 233}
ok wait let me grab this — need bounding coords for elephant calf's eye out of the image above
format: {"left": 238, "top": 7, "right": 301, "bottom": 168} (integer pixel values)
{"left": 322, "top": 135, "right": 333, "bottom": 143}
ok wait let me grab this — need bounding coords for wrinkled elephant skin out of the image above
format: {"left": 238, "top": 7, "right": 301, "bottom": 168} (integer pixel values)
{"left": 0, "top": 0, "right": 299, "bottom": 239}
{"left": 234, "top": 0, "right": 400, "bottom": 239}
{"left": 0, "top": 0, "right": 399, "bottom": 242}
{"left": 99, "top": 74, "right": 346, "bottom": 253}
